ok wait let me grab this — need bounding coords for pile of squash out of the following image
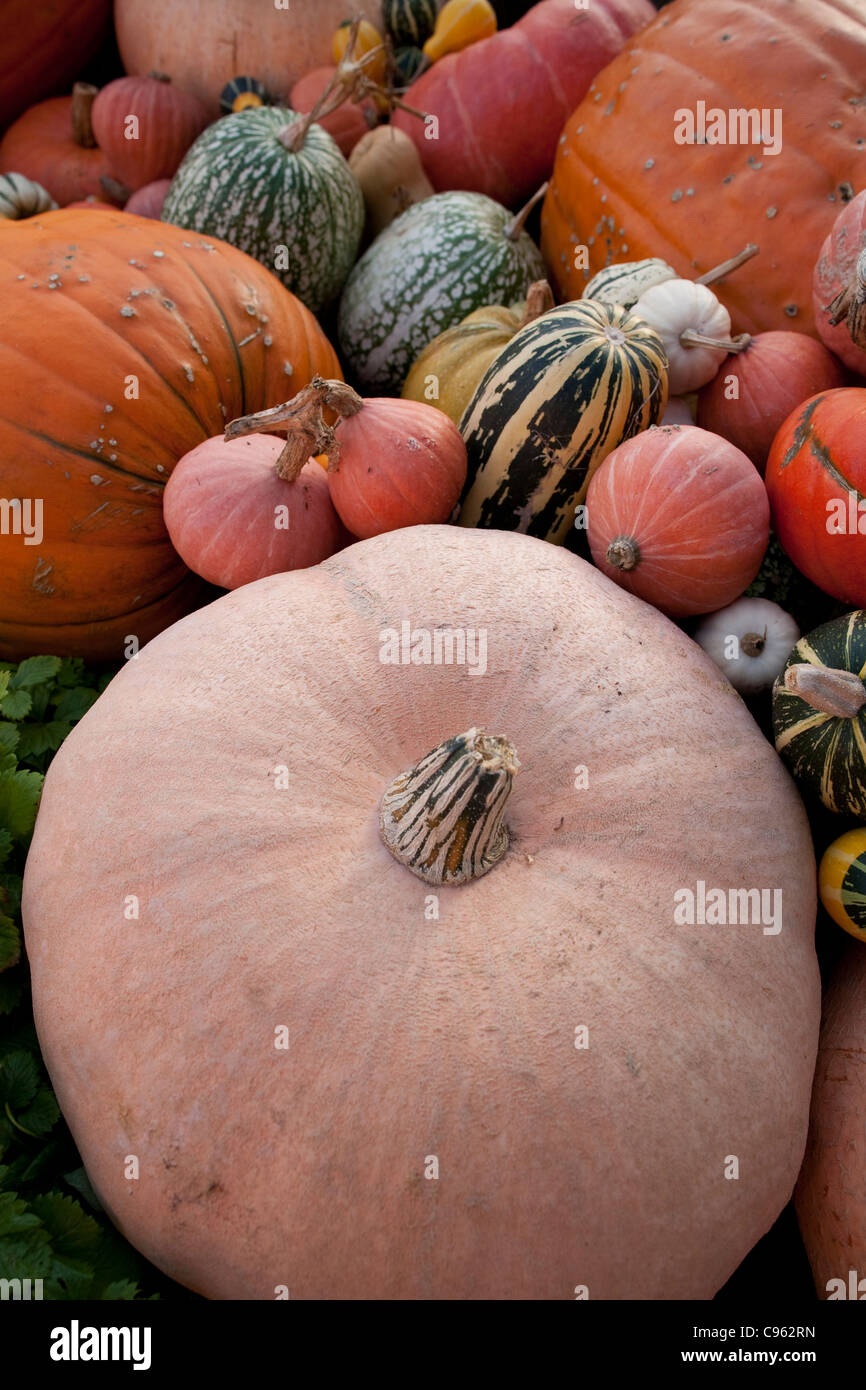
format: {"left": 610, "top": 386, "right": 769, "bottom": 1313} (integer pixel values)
{"left": 4, "top": 0, "right": 866, "bottom": 1303}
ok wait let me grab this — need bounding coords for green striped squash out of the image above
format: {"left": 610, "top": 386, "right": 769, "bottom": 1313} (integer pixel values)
{"left": 458, "top": 300, "right": 669, "bottom": 544}
{"left": 338, "top": 190, "right": 546, "bottom": 392}
{"left": 393, "top": 45, "right": 428, "bottom": 85}
{"left": 582, "top": 257, "right": 676, "bottom": 310}
{"left": 384, "top": 0, "right": 439, "bottom": 47}
{"left": 161, "top": 108, "right": 363, "bottom": 314}
{"left": 773, "top": 610, "right": 866, "bottom": 819}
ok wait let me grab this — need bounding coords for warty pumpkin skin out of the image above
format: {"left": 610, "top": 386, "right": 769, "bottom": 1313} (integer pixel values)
{"left": 115, "top": 0, "right": 385, "bottom": 118}
{"left": 541, "top": 0, "right": 866, "bottom": 338}
{"left": 22, "top": 526, "right": 820, "bottom": 1299}
{"left": 0, "top": 209, "right": 341, "bottom": 661}
{"left": 795, "top": 945, "right": 866, "bottom": 1298}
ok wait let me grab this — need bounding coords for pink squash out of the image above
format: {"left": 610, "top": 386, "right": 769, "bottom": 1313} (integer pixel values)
{"left": 813, "top": 189, "right": 866, "bottom": 378}
{"left": 697, "top": 331, "right": 846, "bottom": 473}
{"left": 392, "top": 0, "right": 655, "bottom": 207}
{"left": 124, "top": 177, "right": 171, "bottom": 218}
{"left": 796, "top": 944, "right": 866, "bottom": 1299}
{"left": 91, "top": 74, "right": 210, "bottom": 191}
{"left": 163, "top": 434, "right": 349, "bottom": 589}
{"left": 23, "top": 526, "right": 819, "bottom": 1299}
{"left": 290, "top": 67, "right": 376, "bottom": 158}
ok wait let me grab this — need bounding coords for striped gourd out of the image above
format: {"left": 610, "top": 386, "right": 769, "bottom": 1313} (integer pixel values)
{"left": 458, "top": 300, "right": 669, "bottom": 544}
{"left": 0, "top": 171, "right": 56, "bottom": 220}
{"left": 384, "top": 0, "right": 439, "bottom": 47}
{"left": 818, "top": 829, "right": 866, "bottom": 940}
{"left": 773, "top": 610, "right": 866, "bottom": 820}
{"left": 582, "top": 258, "right": 676, "bottom": 309}
{"left": 338, "top": 189, "right": 546, "bottom": 392}
{"left": 161, "top": 107, "right": 363, "bottom": 313}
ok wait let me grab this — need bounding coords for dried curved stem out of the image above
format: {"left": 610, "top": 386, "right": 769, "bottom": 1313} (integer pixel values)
{"left": 225, "top": 378, "right": 363, "bottom": 481}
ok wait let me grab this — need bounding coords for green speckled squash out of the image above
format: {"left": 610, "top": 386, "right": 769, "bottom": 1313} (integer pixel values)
{"left": 161, "top": 107, "right": 363, "bottom": 313}
{"left": 458, "top": 299, "right": 669, "bottom": 544}
{"left": 338, "top": 189, "right": 546, "bottom": 392}
{"left": 773, "top": 610, "right": 866, "bottom": 820}
{"left": 385, "top": 0, "right": 438, "bottom": 47}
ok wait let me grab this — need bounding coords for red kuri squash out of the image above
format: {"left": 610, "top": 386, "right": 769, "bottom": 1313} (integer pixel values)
{"left": 392, "top": 0, "right": 655, "bottom": 207}
{"left": 91, "top": 74, "right": 210, "bottom": 192}
{"left": 22, "top": 525, "right": 820, "bottom": 1299}
{"left": 765, "top": 388, "right": 866, "bottom": 606}
{"left": 0, "top": 84, "right": 114, "bottom": 206}
{"left": 813, "top": 189, "right": 866, "bottom": 378}
{"left": 0, "top": 209, "right": 341, "bottom": 661}
{"left": 0, "top": 0, "right": 110, "bottom": 134}
{"left": 587, "top": 425, "right": 770, "bottom": 616}
{"left": 542, "top": 0, "right": 866, "bottom": 338}
{"left": 697, "top": 332, "right": 847, "bottom": 473}
{"left": 163, "top": 435, "right": 349, "bottom": 590}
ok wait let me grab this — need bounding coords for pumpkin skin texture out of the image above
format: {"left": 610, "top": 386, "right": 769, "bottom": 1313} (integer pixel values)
{"left": 765, "top": 389, "right": 866, "bottom": 606}
{"left": 0, "top": 209, "right": 341, "bottom": 661}
{"left": 795, "top": 945, "right": 866, "bottom": 1297}
{"left": 0, "top": 0, "right": 110, "bottom": 134}
{"left": 541, "top": 0, "right": 866, "bottom": 338}
{"left": 0, "top": 93, "right": 113, "bottom": 206}
{"left": 587, "top": 426, "right": 770, "bottom": 617}
{"left": 115, "top": 0, "right": 385, "bottom": 119}
{"left": 392, "top": 0, "right": 655, "bottom": 207}
{"left": 813, "top": 189, "right": 866, "bottom": 378}
{"left": 697, "top": 332, "right": 846, "bottom": 474}
{"left": 22, "top": 526, "right": 820, "bottom": 1300}
{"left": 91, "top": 75, "right": 210, "bottom": 192}
{"left": 163, "top": 436, "right": 348, "bottom": 589}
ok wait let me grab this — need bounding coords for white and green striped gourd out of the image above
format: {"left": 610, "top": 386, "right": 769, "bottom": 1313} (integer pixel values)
{"left": 338, "top": 189, "right": 547, "bottom": 392}
{"left": 161, "top": 107, "right": 364, "bottom": 313}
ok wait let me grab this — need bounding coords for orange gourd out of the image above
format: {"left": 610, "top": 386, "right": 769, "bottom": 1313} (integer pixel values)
{"left": 0, "top": 84, "right": 114, "bottom": 206}
{"left": 586, "top": 425, "right": 770, "bottom": 617}
{"left": 22, "top": 525, "right": 820, "bottom": 1298}
{"left": 542, "top": 0, "right": 866, "bottom": 338}
{"left": 0, "top": 209, "right": 341, "bottom": 661}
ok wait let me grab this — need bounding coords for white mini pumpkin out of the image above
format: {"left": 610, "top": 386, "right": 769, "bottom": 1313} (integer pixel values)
{"left": 693, "top": 597, "right": 800, "bottom": 695}
{"left": 634, "top": 279, "right": 750, "bottom": 394}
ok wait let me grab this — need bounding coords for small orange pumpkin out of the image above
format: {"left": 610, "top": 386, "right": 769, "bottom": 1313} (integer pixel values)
{"left": 0, "top": 84, "right": 114, "bottom": 206}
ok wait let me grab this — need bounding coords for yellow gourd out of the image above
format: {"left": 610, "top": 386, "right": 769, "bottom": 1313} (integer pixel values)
{"left": 348, "top": 125, "right": 435, "bottom": 237}
{"left": 402, "top": 281, "right": 554, "bottom": 425}
{"left": 818, "top": 829, "right": 866, "bottom": 942}
{"left": 423, "top": 0, "right": 497, "bottom": 63}
{"left": 332, "top": 19, "right": 387, "bottom": 84}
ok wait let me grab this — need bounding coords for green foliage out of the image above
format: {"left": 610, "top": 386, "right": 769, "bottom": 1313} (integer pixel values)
{"left": 0, "top": 655, "right": 175, "bottom": 1301}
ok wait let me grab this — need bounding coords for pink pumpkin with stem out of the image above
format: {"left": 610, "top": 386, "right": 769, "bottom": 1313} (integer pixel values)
{"left": 813, "top": 189, "right": 866, "bottom": 378}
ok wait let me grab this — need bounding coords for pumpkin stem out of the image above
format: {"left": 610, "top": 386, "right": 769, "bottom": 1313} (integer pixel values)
{"left": 100, "top": 174, "right": 131, "bottom": 204}
{"left": 504, "top": 182, "right": 549, "bottom": 242}
{"left": 517, "top": 280, "right": 555, "bottom": 329}
{"left": 679, "top": 329, "right": 752, "bottom": 354}
{"left": 695, "top": 244, "right": 759, "bottom": 287}
{"left": 380, "top": 728, "right": 520, "bottom": 886}
{"left": 148, "top": 71, "right": 172, "bottom": 83}
{"left": 225, "top": 378, "right": 364, "bottom": 480}
{"left": 605, "top": 536, "right": 640, "bottom": 571}
{"left": 71, "top": 82, "right": 98, "bottom": 149}
{"left": 783, "top": 662, "right": 866, "bottom": 719}
{"left": 741, "top": 629, "right": 767, "bottom": 659}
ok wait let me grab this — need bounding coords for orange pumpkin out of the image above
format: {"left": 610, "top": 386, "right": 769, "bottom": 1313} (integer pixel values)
{"left": 0, "top": 0, "right": 110, "bottom": 134}
{"left": 541, "top": 0, "right": 866, "bottom": 338}
{"left": 22, "top": 525, "right": 820, "bottom": 1299}
{"left": 0, "top": 209, "right": 341, "bottom": 661}
{"left": 0, "top": 84, "right": 114, "bottom": 206}
{"left": 91, "top": 74, "right": 210, "bottom": 192}
{"left": 586, "top": 425, "right": 770, "bottom": 617}
{"left": 115, "top": 0, "right": 385, "bottom": 117}
{"left": 796, "top": 944, "right": 866, "bottom": 1299}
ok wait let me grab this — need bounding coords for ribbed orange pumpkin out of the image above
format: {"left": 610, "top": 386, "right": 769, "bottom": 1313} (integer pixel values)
{"left": 0, "top": 0, "right": 110, "bottom": 134}
{"left": 0, "top": 209, "right": 341, "bottom": 661}
{"left": 542, "top": 0, "right": 866, "bottom": 338}
{"left": 91, "top": 74, "right": 210, "bottom": 192}
{"left": 0, "top": 85, "right": 114, "bottom": 206}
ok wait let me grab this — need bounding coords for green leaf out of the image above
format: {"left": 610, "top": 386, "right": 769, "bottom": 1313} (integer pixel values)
{"left": 0, "top": 828, "right": 13, "bottom": 868}
{"left": 10, "top": 656, "right": 62, "bottom": 690}
{"left": 0, "top": 972, "right": 22, "bottom": 1015}
{"left": 31, "top": 1192, "right": 102, "bottom": 1259}
{"left": 17, "top": 1089, "right": 60, "bottom": 1138}
{"left": 0, "top": 689, "right": 31, "bottom": 720}
{"left": 64, "top": 1166, "right": 104, "bottom": 1212}
{"left": 0, "top": 768, "right": 43, "bottom": 838}
{"left": 0, "top": 1051, "right": 39, "bottom": 1109}
{"left": 0, "top": 673, "right": 8, "bottom": 703}
{"left": 0, "top": 1188, "right": 42, "bottom": 1236}
{"left": 101, "top": 1279, "right": 144, "bottom": 1300}
{"left": 0, "top": 723, "right": 18, "bottom": 754}
{"left": 0, "top": 914, "right": 20, "bottom": 973}
{"left": 56, "top": 658, "right": 87, "bottom": 689}
{"left": 52, "top": 687, "right": 98, "bottom": 723}
{"left": 15, "top": 721, "right": 72, "bottom": 760}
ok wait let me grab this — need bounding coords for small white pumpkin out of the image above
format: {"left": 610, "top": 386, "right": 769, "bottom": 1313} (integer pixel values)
{"left": 693, "top": 597, "right": 799, "bottom": 696}
{"left": 634, "top": 279, "right": 751, "bottom": 394}
{"left": 0, "top": 171, "right": 57, "bottom": 220}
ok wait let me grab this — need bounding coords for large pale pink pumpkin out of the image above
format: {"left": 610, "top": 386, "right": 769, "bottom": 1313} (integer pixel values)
{"left": 795, "top": 944, "right": 866, "bottom": 1299}
{"left": 115, "top": 0, "right": 384, "bottom": 118}
{"left": 23, "top": 527, "right": 820, "bottom": 1299}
